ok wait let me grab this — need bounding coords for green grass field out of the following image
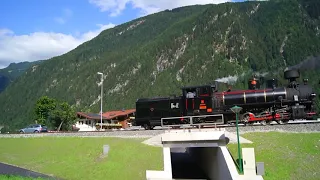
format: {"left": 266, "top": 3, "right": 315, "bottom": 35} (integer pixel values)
{"left": 0, "top": 137, "right": 162, "bottom": 180}
{"left": 0, "top": 132, "right": 318, "bottom": 180}
{"left": 0, "top": 175, "right": 46, "bottom": 180}
{"left": 228, "top": 132, "right": 320, "bottom": 180}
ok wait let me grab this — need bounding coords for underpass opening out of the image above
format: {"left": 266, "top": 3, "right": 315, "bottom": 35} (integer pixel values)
{"left": 146, "top": 129, "right": 264, "bottom": 180}
{"left": 170, "top": 147, "right": 209, "bottom": 180}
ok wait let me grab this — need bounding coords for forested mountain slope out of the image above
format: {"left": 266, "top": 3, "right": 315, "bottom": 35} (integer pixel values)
{"left": 0, "top": 61, "right": 43, "bottom": 93}
{"left": 1, "top": 0, "right": 320, "bottom": 129}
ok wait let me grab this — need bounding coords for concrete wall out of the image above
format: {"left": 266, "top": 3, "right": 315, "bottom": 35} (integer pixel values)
{"left": 146, "top": 146, "right": 172, "bottom": 180}
{"left": 146, "top": 129, "right": 264, "bottom": 180}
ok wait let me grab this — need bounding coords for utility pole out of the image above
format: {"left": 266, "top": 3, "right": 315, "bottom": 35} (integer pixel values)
{"left": 97, "top": 72, "right": 104, "bottom": 131}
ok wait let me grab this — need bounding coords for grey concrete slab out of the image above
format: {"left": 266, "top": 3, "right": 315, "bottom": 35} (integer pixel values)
{"left": 0, "top": 162, "right": 61, "bottom": 180}
{"left": 142, "top": 130, "right": 252, "bottom": 147}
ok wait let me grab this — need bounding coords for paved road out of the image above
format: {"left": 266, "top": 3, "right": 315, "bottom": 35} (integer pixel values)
{"left": 0, "top": 162, "right": 60, "bottom": 179}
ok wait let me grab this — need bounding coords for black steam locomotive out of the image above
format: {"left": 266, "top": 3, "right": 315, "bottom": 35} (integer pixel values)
{"left": 133, "top": 69, "right": 318, "bottom": 130}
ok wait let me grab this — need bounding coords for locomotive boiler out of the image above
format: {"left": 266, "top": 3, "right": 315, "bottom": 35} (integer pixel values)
{"left": 133, "top": 69, "right": 318, "bottom": 130}
{"left": 211, "top": 69, "right": 317, "bottom": 124}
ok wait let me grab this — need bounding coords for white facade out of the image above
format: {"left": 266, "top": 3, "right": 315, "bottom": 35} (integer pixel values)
{"left": 75, "top": 120, "right": 98, "bottom": 131}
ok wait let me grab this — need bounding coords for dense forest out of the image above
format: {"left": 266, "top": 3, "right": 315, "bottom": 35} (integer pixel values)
{"left": 0, "top": 0, "right": 320, "bottom": 131}
{"left": 0, "top": 60, "right": 43, "bottom": 93}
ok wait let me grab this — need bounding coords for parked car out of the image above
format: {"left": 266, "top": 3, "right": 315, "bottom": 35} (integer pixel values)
{"left": 19, "top": 124, "right": 48, "bottom": 133}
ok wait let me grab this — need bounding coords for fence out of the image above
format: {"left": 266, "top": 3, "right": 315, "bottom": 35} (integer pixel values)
{"left": 160, "top": 114, "right": 225, "bottom": 129}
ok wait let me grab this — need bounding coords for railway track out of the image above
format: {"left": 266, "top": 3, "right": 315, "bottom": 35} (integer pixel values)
{"left": 1, "top": 119, "right": 319, "bottom": 137}
{"left": 152, "top": 118, "right": 320, "bottom": 130}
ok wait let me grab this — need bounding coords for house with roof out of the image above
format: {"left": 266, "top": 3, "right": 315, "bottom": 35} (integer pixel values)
{"left": 75, "top": 109, "right": 135, "bottom": 131}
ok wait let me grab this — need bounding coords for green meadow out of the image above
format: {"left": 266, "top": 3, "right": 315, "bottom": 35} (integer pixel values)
{"left": 0, "top": 132, "right": 319, "bottom": 180}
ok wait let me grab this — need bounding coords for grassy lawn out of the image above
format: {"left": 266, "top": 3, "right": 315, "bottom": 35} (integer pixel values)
{"left": 0, "top": 132, "right": 319, "bottom": 180}
{"left": 0, "top": 137, "right": 163, "bottom": 180}
{"left": 228, "top": 132, "right": 320, "bottom": 180}
{"left": 0, "top": 175, "right": 46, "bottom": 180}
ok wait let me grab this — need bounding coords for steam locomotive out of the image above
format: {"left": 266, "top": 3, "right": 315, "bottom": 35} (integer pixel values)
{"left": 133, "top": 69, "right": 318, "bottom": 130}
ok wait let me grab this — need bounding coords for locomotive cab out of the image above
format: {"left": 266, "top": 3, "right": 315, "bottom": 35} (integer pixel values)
{"left": 181, "top": 85, "right": 214, "bottom": 116}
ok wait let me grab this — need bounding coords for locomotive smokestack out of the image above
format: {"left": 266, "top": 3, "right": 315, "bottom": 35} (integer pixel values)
{"left": 284, "top": 69, "right": 300, "bottom": 88}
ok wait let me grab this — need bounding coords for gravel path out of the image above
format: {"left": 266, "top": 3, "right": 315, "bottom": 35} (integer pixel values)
{"left": 225, "top": 123, "right": 320, "bottom": 134}
{"left": 0, "top": 123, "right": 319, "bottom": 139}
{"left": 0, "top": 130, "right": 164, "bottom": 138}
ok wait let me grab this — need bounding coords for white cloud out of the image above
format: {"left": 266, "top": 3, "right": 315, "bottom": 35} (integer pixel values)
{"left": 54, "top": 17, "right": 67, "bottom": 24}
{"left": 89, "top": 0, "right": 233, "bottom": 17}
{"left": 54, "top": 8, "right": 74, "bottom": 24}
{"left": 0, "top": 23, "right": 116, "bottom": 69}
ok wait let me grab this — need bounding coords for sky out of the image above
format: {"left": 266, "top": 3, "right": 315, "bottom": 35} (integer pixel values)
{"left": 0, "top": 0, "right": 249, "bottom": 69}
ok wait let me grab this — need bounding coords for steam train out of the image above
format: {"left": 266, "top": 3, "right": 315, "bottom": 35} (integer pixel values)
{"left": 133, "top": 69, "right": 318, "bottom": 130}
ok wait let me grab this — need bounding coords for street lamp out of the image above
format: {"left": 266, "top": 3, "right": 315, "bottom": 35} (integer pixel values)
{"left": 230, "top": 105, "right": 243, "bottom": 174}
{"left": 97, "top": 72, "right": 104, "bottom": 131}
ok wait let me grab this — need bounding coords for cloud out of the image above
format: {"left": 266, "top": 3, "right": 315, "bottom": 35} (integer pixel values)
{"left": 54, "top": 17, "right": 67, "bottom": 24}
{"left": 0, "top": 29, "right": 13, "bottom": 37}
{"left": 0, "top": 23, "right": 116, "bottom": 69}
{"left": 54, "top": 8, "right": 73, "bottom": 24}
{"left": 89, "top": 0, "right": 233, "bottom": 17}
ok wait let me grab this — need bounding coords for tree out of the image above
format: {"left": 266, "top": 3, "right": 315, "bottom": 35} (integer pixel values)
{"left": 34, "top": 96, "right": 57, "bottom": 125}
{"left": 50, "top": 102, "right": 77, "bottom": 131}
{"left": 33, "top": 96, "right": 77, "bottom": 131}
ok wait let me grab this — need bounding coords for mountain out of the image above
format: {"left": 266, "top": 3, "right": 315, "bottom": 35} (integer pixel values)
{"left": 1, "top": 0, "right": 320, "bottom": 129}
{"left": 0, "top": 60, "right": 43, "bottom": 93}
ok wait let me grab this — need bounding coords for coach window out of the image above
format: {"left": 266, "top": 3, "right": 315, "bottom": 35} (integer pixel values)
{"left": 186, "top": 89, "right": 196, "bottom": 98}
{"left": 200, "top": 87, "right": 209, "bottom": 96}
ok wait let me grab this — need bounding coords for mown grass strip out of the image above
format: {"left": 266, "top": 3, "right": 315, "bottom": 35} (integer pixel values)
{"left": 0, "top": 175, "right": 46, "bottom": 180}
{"left": 0, "top": 137, "right": 162, "bottom": 180}
{"left": 0, "top": 132, "right": 319, "bottom": 180}
{"left": 227, "top": 132, "right": 320, "bottom": 180}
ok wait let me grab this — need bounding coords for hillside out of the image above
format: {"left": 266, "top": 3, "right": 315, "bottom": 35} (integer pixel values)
{"left": 0, "top": 60, "right": 43, "bottom": 93}
{"left": 0, "top": 0, "right": 320, "bottom": 129}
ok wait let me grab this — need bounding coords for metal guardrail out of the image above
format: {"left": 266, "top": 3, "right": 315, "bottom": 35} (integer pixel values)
{"left": 160, "top": 114, "right": 224, "bottom": 129}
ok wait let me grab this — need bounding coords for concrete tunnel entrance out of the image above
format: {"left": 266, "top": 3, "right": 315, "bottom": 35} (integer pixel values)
{"left": 170, "top": 147, "right": 234, "bottom": 180}
{"left": 170, "top": 148, "right": 209, "bottom": 179}
{"left": 146, "top": 128, "right": 264, "bottom": 180}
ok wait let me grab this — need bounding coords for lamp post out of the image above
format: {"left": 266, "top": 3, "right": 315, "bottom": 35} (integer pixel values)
{"left": 230, "top": 105, "right": 243, "bottom": 174}
{"left": 97, "top": 72, "right": 104, "bottom": 131}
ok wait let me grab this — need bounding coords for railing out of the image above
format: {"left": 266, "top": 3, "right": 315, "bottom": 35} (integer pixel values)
{"left": 160, "top": 114, "right": 224, "bottom": 129}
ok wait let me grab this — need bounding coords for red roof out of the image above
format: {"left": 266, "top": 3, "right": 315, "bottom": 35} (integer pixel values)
{"left": 102, "top": 109, "right": 136, "bottom": 120}
{"left": 77, "top": 109, "right": 135, "bottom": 120}
{"left": 76, "top": 112, "right": 107, "bottom": 120}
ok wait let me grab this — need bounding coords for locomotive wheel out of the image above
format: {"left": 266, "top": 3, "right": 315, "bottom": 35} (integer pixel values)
{"left": 143, "top": 123, "right": 151, "bottom": 130}
{"left": 277, "top": 120, "right": 284, "bottom": 125}
{"left": 282, "top": 120, "right": 289, "bottom": 124}
{"left": 260, "top": 120, "right": 267, "bottom": 126}
{"left": 242, "top": 114, "right": 250, "bottom": 126}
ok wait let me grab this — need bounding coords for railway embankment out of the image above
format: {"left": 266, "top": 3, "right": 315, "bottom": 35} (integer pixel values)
{"left": 0, "top": 123, "right": 319, "bottom": 139}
